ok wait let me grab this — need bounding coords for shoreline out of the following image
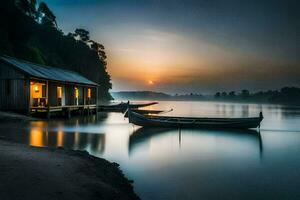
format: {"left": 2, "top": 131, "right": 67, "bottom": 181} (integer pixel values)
{"left": 0, "top": 139, "right": 140, "bottom": 200}
{"left": 0, "top": 111, "right": 37, "bottom": 122}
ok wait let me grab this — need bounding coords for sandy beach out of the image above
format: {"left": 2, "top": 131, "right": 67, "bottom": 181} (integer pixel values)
{"left": 0, "top": 139, "right": 140, "bottom": 200}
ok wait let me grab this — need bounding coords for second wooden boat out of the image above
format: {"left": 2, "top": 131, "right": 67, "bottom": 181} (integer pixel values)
{"left": 128, "top": 109, "right": 263, "bottom": 129}
{"left": 98, "top": 101, "right": 158, "bottom": 112}
{"left": 124, "top": 108, "right": 173, "bottom": 118}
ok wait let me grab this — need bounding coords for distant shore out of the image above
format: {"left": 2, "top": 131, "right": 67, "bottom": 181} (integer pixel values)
{"left": 112, "top": 87, "right": 300, "bottom": 105}
{"left": 0, "top": 139, "right": 140, "bottom": 200}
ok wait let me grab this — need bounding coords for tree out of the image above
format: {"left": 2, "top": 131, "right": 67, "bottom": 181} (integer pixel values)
{"left": 241, "top": 89, "right": 250, "bottom": 98}
{"left": 221, "top": 92, "right": 227, "bottom": 97}
{"left": 74, "top": 28, "right": 90, "bottom": 42}
{"left": 1, "top": 0, "right": 112, "bottom": 100}
{"left": 16, "top": 0, "right": 37, "bottom": 18}
{"left": 229, "top": 91, "right": 236, "bottom": 97}
{"left": 90, "top": 40, "right": 107, "bottom": 63}
{"left": 281, "top": 87, "right": 300, "bottom": 96}
{"left": 214, "top": 92, "right": 221, "bottom": 98}
{"left": 38, "top": 2, "right": 57, "bottom": 27}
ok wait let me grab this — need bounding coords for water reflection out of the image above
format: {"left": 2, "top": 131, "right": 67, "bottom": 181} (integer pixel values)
{"left": 242, "top": 105, "right": 249, "bottom": 117}
{"left": 1, "top": 101, "right": 300, "bottom": 200}
{"left": 27, "top": 114, "right": 108, "bottom": 154}
{"left": 28, "top": 127, "right": 106, "bottom": 154}
{"left": 29, "top": 127, "right": 46, "bottom": 147}
{"left": 129, "top": 127, "right": 263, "bottom": 160}
{"left": 0, "top": 114, "right": 108, "bottom": 155}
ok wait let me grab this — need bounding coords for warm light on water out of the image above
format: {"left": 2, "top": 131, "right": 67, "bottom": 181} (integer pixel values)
{"left": 29, "top": 129, "right": 45, "bottom": 147}
{"left": 1, "top": 101, "right": 300, "bottom": 200}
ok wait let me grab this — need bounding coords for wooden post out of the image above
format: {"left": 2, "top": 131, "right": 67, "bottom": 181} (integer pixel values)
{"left": 96, "top": 86, "right": 99, "bottom": 111}
{"left": 46, "top": 80, "right": 49, "bottom": 106}
{"left": 47, "top": 105, "right": 50, "bottom": 119}
{"left": 27, "top": 78, "right": 31, "bottom": 115}
{"left": 67, "top": 108, "right": 71, "bottom": 119}
{"left": 83, "top": 87, "right": 86, "bottom": 115}
{"left": 83, "top": 87, "right": 86, "bottom": 106}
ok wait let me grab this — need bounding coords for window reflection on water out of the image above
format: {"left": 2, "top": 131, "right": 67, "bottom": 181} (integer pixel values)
{"left": 26, "top": 117, "right": 106, "bottom": 154}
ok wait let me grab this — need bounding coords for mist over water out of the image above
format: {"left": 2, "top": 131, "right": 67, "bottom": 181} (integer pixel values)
{"left": 1, "top": 101, "right": 300, "bottom": 200}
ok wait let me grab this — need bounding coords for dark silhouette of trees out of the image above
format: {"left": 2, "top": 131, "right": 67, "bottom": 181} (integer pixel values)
{"left": 214, "top": 92, "right": 221, "bottom": 98}
{"left": 38, "top": 2, "right": 57, "bottom": 27}
{"left": 16, "top": 0, "right": 37, "bottom": 18}
{"left": 229, "top": 91, "right": 236, "bottom": 97}
{"left": 90, "top": 41, "right": 107, "bottom": 62}
{"left": 241, "top": 90, "right": 250, "bottom": 99}
{"left": 221, "top": 92, "right": 227, "bottom": 97}
{"left": 0, "top": 0, "right": 112, "bottom": 100}
{"left": 67, "top": 28, "right": 111, "bottom": 97}
{"left": 74, "top": 28, "right": 90, "bottom": 42}
{"left": 114, "top": 88, "right": 300, "bottom": 104}
{"left": 213, "top": 87, "right": 300, "bottom": 105}
{"left": 270, "top": 87, "right": 300, "bottom": 104}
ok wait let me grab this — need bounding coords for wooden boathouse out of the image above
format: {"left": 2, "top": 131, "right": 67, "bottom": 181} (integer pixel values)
{"left": 0, "top": 56, "right": 98, "bottom": 118}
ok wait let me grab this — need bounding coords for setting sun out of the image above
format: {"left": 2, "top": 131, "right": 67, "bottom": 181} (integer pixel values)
{"left": 148, "top": 80, "right": 154, "bottom": 85}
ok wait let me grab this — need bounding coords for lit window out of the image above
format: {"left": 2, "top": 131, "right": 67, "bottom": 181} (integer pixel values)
{"left": 88, "top": 88, "right": 91, "bottom": 98}
{"left": 75, "top": 87, "right": 79, "bottom": 98}
{"left": 30, "top": 82, "right": 45, "bottom": 98}
{"left": 34, "top": 85, "right": 39, "bottom": 93}
{"left": 57, "top": 87, "right": 62, "bottom": 98}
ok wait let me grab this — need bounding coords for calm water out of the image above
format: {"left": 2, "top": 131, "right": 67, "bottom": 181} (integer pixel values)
{"left": 1, "top": 101, "right": 300, "bottom": 200}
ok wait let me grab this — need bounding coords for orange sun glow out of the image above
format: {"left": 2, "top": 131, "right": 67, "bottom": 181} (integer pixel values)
{"left": 148, "top": 80, "right": 154, "bottom": 85}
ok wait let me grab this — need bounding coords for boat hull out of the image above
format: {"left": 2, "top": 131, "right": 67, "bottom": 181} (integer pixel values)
{"left": 128, "top": 111, "right": 263, "bottom": 129}
{"left": 98, "top": 102, "right": 158, "bottom": 112}
{"left": 124, "top": 109, "right": 165, "bottom": 117}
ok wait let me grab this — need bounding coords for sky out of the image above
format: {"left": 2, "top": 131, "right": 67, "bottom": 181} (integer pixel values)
{"left": 44, "top": 0, "right": 300, "bottom": 94}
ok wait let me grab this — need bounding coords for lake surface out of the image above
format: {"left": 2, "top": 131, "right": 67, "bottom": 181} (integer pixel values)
{"left": 1, "top": 101, "right": 300, "bottom": 200}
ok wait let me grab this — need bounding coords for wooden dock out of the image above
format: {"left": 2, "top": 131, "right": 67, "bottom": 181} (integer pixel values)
{"left": 30, "top": 104, "right": 97, "bottom": 119}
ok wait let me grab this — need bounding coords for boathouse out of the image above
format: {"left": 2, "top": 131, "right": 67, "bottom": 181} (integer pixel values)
{"left": 0, "top": 56, "right": 98, "bottom": 118}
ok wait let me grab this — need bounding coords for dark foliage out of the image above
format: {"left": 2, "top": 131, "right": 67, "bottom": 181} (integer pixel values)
{"left": 0, "top": 0, "right": 112, "bottom": 101}
{"left": 38, "top": 2, "right": 57, "bottom": 27}
{"left": 214, "top": 87, "right": 300, "bottom": 105}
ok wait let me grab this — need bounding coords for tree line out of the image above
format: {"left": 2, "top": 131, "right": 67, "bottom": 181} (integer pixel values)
{"left": 112, "top": 87, "right": 300, "bottom": 104}
{"left": 214, "top": 87, "right": 300, "bottom": 104}
{"left": 0, "top": 0, "right": 112, "bottom": 100}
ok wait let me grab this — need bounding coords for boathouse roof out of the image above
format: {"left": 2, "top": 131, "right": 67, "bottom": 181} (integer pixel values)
{"left": 0, "top": 56, "right": 98, "bottom": 86}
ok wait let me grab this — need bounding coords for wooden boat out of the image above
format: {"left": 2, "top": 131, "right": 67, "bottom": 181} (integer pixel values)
{"left": 98, "top": 101, "right": 158, "bottom": 112}
{"left": 124, "top": 108, "right": 173, "bottom": 118}
{"left": 128, "top": 109, "right": 264, "bottom": 129}
{"left": 124, "top": 109, "right": 164, "bottom": 117}
{"left": 127, "top": 102, "right": 158, "bottom": 109}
